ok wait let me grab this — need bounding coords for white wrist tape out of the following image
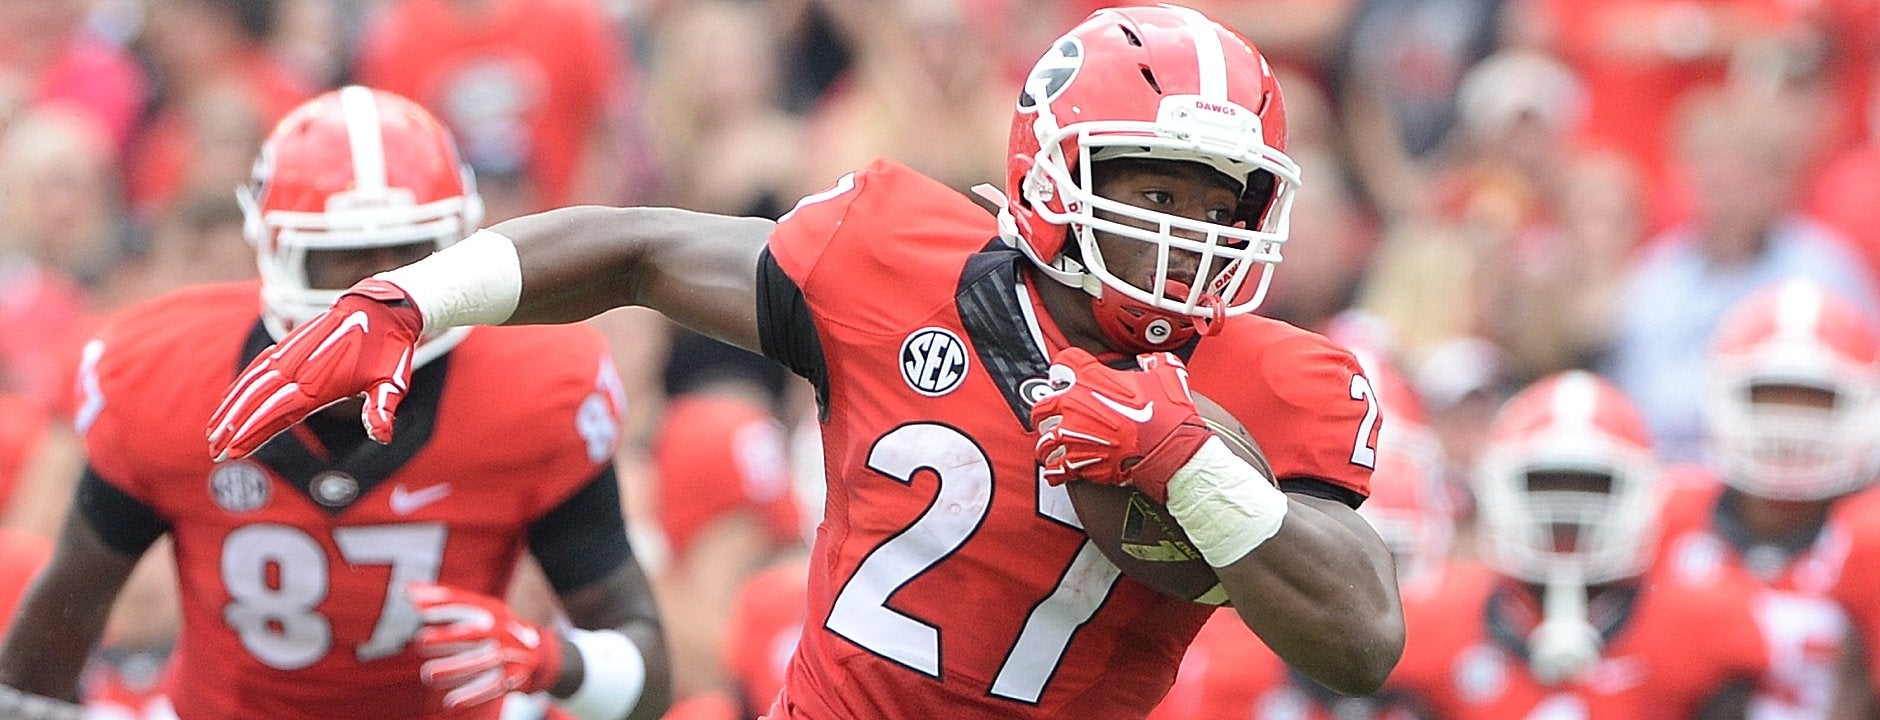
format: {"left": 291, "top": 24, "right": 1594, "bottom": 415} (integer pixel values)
{"left": 1164, "top": 436, "right": 1289, "bottom": 567}
{"left": 561, "top": 628, "right": 647, "bottom": 720}
{"left": 376, "top": 228, "right": 523, "bottom": 331}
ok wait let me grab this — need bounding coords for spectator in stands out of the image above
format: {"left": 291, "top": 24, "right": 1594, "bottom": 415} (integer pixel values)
{"left": 0, "top": 106, "right": 123, "bottom": 410}
{"left": 645, "top": 0, "right": 803, "bottom": 218}
{"left": 792, "top": 0, "right": 1017, "bottom": 196}
{"left": 130, "top": 0, "right": 315, "bottom": 214}
{"left": 356, "top": 0, "right": 645, "bottom": 221}
{"left": 0, "top": 0, "right": 148, "bottom": 155}
{"left": 1520, "top": 0, "right": 1803, "bottom": 231}
{"left": 1601, "top": 86, "right": 1878, "bottom": 462}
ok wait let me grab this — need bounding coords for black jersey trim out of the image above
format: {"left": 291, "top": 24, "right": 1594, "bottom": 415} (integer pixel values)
{"left": 77, "top": 466, "right": 169, "bottom": 557}
{"left": 1279, "top": 477, "right": 1366, "bottom": 510}
{"left": 955, "top": 241, "right": 1052, "bottom": 429}
{"left": 756, "top": 247, "right": 830, "bottom": 420}
{"left": 238, "top": 319, "right": 451, "bottom": 515}
{"left": 528, "top": 465, "right": 633, "bottom": 593}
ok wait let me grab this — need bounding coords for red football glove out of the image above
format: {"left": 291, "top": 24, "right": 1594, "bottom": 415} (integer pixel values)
{"left": 408, "top": 582, "right": 565, "bottom": 711}
{"left": 207, "top": 279, "right": 423, "bottom": 460}
{"left": 1030, "top": 347, "right": 1214, "bottom": 503}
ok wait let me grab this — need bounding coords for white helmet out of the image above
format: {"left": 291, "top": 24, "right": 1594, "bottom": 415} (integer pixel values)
{"left": 237, "top": 85, "right": 481, "bottom": 366}
{"left": 1705, "top": 280, "right": 1880, "bottom": 500}
{"left": 1474, "top": 371, "right": 1661, "bottom": 586}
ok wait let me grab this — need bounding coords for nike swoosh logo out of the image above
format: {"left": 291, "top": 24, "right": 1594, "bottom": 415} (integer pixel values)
{"left": 389, "top": 482, "right": 453, "bottom": 514}
{"left": 308, "top": 311, "right": 371, "bottom": 362}
{"left": 1091, "top": 392, "right": 1155, "bottom": 423}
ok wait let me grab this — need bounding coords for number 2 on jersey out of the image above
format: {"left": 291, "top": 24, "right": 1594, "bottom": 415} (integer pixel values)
{"left": 824, "top": 423, "right": 1122, "bottom": 703}
{"left": 221, "top": 523, "right": 446, "bottom": 669}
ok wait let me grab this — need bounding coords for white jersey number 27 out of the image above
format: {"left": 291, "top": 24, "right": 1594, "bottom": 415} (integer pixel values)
{"left": 823, "top": 423, "right": 1122, "bottom": 703}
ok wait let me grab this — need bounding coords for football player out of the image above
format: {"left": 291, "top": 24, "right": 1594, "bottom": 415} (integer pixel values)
{"left": 205, "top": 7, "right": 1404, "bottom": 719}
{"left": 1385, "top": 371, "right": 1771, "bottom": 718}
{"left": 0, "top": 87, "right": 669, "bottom": 720}
{"left": 1656, "top": 280, "right": 1880, "bottom": 718}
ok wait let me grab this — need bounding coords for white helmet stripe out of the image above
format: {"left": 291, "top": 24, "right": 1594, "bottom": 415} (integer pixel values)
{"left": 1166, "top": 4, "right": 1226, "bottom": 101}
{"left": 339, "top": 85, "right": 388, "bottom": 193}
{"left": 1551, "top": 371, "right": 1599, "bottom": 433}
{"left": 1774, "top": 280, "right": 1825, "bottom": 345}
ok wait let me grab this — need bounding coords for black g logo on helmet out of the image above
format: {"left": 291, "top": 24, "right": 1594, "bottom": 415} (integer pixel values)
{"left": 1017, "top": 38, "right": 1083, "bottom": 112}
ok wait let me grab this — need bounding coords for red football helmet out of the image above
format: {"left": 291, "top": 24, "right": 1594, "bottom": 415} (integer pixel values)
{"left": 1475, "top": 371, "right": 1661, "bottom": 585}
{"left": 238, "top": 85, "right": 481, "bottom": 365}
{"left": 1002, "top": 4, "right": 1300, "bottom": 353}
{"left": 1705, "top": 280, "right": 1880, "bottom": 500}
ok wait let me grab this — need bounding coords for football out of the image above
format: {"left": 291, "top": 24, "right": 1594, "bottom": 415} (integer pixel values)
{"left": 1066, "top": 391, "right": 1273, "bottom": 605}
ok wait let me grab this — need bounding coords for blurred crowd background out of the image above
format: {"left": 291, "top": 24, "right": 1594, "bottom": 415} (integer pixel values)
{"left": 6, "top": 0, "right": 1880, "bottom": 717}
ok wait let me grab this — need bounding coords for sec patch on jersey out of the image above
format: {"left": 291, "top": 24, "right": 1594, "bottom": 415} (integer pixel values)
{"left": 1067, "top": 392, "right": 1272, "bottom": 605}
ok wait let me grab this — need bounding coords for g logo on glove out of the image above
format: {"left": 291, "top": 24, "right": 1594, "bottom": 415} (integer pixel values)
{"left": 1030, "top": 347, "right": 1215, "bottom": 503}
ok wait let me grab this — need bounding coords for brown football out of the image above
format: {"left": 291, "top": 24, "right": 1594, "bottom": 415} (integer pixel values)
{"left": 1065, "top": 391, "right": 1273, "bottom": 605}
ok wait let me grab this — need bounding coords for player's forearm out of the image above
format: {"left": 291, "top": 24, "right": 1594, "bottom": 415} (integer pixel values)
{"left": 1212, "top": 495, "right": 1404, "bottom": 695}
{"left": 381, "top": 205, "right": 770, "bottom": 351}
{"left": 1156, "top": 442, "right": 1403, "bottom": 694}
{"left": 543, "top": 622, "right": 669, "bottom": 720}
{"left": 0, "top": 599, "right": 101, "bottom": 703}
{"left": 549, "top": 564, "right": 673, "bottom": 720}
{"left": 377, "top": 205, "right": 629, "bottom": 329}
{"left": 0, "top": 533, "right": 134, "bottom": 701}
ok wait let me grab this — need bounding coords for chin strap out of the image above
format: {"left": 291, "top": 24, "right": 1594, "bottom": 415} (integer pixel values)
{"left": 1189, "top": 294, "right": 1228, "bottom": 337}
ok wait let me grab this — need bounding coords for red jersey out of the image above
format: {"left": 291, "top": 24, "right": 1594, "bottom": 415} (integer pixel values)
{"left": 652, "top": 394, "right": 801, "bottom": 562}
{"left": 0, "top": 395, "right": 48, "bottom": 510}
{"left": 755, "top": 160, "right": 1377, "bottom": 719}
{"left": 1385, "top": 560, "right": 1767, "bottom": 719}
{"left": 0, "top": 262, "right": 94, "bottom": 413}
{"left": 76, "top": 282, "right": 626, "bottom": 720}
{"left": 660, "top": 554, "right": 807, "bottom": 720}
{"left": 356, "top": 0, "right": 629, "bottom": 211}
{"left": 1657, "top": 471, "right": 1866, "bottom": 717}
{"left": 1829, "top": 488, "right": 1880, "bottom": 692}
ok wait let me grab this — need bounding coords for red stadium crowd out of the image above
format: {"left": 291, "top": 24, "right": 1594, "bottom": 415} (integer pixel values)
{"left": 5, "top": 0, "right": 1880, "bottom": 719}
